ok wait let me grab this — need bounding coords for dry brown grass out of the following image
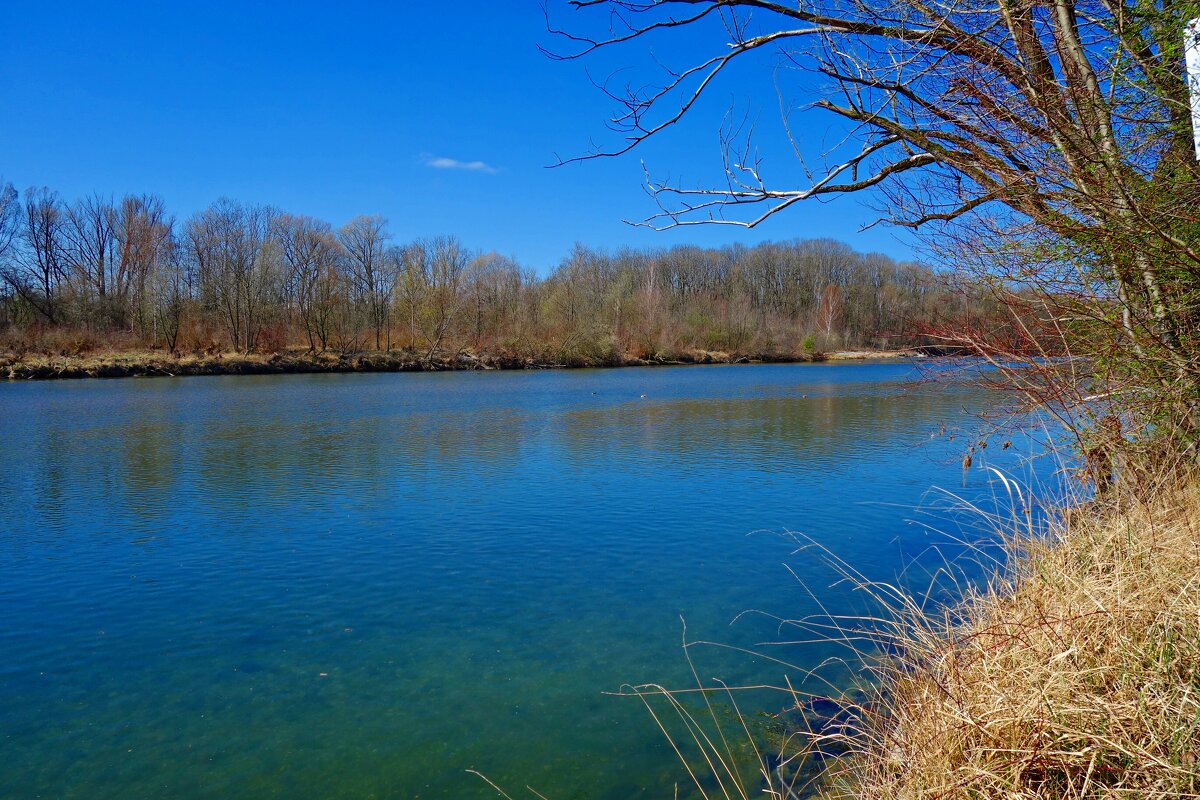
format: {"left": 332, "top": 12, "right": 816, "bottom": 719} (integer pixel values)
{"left": 605, "top": 476, "right": 1200, "bottom": 800}
{"left": 810, "top": 479, "right": 1200, "bottom": 800}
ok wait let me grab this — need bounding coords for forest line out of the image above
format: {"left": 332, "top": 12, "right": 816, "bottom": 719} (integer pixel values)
{"left": 0, "top": 184, "right": 974, "bottom": 367}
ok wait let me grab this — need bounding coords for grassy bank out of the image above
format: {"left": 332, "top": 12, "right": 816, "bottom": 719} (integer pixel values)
{"left": 796, "top": 482, "right": 1200, "bottom": 799}
{"left": 0, "top": 347, "right": 918, "bottom": 381}
{"left": 646, "top": 480, "right": 1200, "bottom": 799}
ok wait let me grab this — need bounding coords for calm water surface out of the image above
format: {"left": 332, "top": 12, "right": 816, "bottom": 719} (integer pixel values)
{"left": 0, "top": 363, "right": 1049, "bottom": 799}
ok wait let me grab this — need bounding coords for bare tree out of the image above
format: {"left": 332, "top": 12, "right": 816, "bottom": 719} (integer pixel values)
{"left": 150, "top": 239, "right": 187, "bottom": 354}
{"left": 276, "top": 214, "right": 344, "bottom": 351}
{"left": 186, "top": 200, "right": 279, "bottom": 352}
{"left": 397, "top": 240, "right": 428, "bottom": 350}
{"left": 399, "top": 236, "right": 472, "bottom": 359}
{"left": 550, "top": 0, "right": 1200, "bottom": 455}
{"left": 339, "top": 215, "right": 394, "bottom": 351}
{"left": 3, "top": 187, "right": 68, "bottom": 323}
{"left": 817, "top": 284, "right": 845, "bottom": 349}
{"left": 0, "top": 181, "right": 19, "bottom": 267}
{"left": 62, "top": 195, "right": 118, "bottom": 324}
{"left": 466, "top": 252, "right": 513, "bottom": 351}
{"left": 115, "top": 194, "right": 174, "bottom": 335}
{"left": 0, "top": 181, "right": 19, "bottom": 327}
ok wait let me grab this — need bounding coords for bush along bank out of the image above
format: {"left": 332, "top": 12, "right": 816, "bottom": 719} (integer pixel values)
{"left": 0, "top": 346, "right": 889, "bottom": 380}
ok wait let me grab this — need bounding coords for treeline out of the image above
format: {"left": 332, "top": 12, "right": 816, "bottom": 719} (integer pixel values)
{"left": 0, "top": 182, "right": 965, "bottom": 362}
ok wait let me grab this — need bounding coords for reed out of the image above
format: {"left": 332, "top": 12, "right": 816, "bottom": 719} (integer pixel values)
{"left": 826, "top": 475, "right": 1200, "bottom": 799}
{"left": 615, "top": 470, "right": 1200, "bottom": 799}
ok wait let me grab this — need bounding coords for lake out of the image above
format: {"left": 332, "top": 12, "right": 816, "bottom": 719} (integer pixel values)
{"left": 0, "top": 362, "right": 1052, "bottom": 799}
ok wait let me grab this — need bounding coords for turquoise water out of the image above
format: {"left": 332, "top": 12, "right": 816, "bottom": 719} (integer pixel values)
{"left": 0, "top": 363, "right": 1049, "bottom": 799}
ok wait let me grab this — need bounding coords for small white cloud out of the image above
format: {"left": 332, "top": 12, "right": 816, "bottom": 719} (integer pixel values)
{"left": 423, "top": 155, "right": 498, "bottom": 174}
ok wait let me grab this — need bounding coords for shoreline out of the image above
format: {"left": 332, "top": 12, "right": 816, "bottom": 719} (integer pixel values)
{"left": 827, "top": 484, "right": 1200, "bottom": 798}
{"left": 0, "top": 347, "right": 923, "bottom": 381}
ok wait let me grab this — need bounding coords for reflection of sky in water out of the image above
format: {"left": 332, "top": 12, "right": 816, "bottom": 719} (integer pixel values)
{"left": 0, "top": 363, "right": 1058, "bottom": 799}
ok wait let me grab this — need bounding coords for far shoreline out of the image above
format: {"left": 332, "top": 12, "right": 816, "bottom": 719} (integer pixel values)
{"left": 0, "top": 347, "right": 932, "bottom": 382}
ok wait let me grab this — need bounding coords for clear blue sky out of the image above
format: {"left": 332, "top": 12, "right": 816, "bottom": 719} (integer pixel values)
{"left": 0, "top": 0, "right": 917, "bottom": 273}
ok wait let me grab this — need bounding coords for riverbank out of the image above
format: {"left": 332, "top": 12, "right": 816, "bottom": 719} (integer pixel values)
{"left": 0, "top": 346, "right": 922, "bottom": 380}
{"left": 811, "top": 481, "right": 1200, "bottom": 798}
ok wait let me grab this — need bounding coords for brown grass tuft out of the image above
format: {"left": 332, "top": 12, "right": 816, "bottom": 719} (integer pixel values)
{"left": 826, "top": 482, "right": 1200, "bottom": 799}
{"left": 615, "top": 478, "right": 1200, "bottom": 800}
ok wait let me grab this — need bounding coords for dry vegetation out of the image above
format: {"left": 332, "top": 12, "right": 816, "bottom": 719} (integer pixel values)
{"left": 628, "top": 479, "right": 1200, "bottom": 796}
{"left": 646, "top": 477, "right": 1200, "bottom": 800}
{"left": 0, "top": 181, "right": 968, "bottom": 378}
{"left": 0, "top": 344, "right": 836, "bottom": 380}
{"left": 828, "top": 481, "right": 1200, "bottom": 799}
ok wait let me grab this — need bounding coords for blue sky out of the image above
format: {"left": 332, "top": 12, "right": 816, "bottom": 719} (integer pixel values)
{"left": 0, "top": 1, "right": 917, "bottom": 272}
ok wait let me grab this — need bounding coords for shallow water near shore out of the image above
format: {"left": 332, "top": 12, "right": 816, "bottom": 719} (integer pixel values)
{"left": 0, "top": 362, "right": 1055, "bottom": 799}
